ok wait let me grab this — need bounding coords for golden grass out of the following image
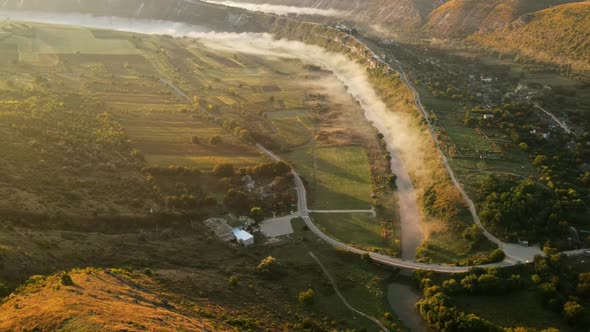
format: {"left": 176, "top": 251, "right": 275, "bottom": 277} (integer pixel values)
{"left": 0, "top": 270, "right": 230, "bottom": 332}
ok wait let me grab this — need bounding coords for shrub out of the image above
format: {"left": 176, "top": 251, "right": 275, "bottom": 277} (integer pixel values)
{"left": 488, "top": 249, "right": 505, "bottom": 262}
{"left": 209, "top": 135, "right": 222, "bottom": 145}
{"left": 563, "top": 301, "right": 584, "bottom": 325}
{"left": 144, "top": 268, "right": 153, "bottom": 277}
{"left": 250, "top": 207, "right": 264, "bottom": 223}
{"left": 190, "top": 136, "right": 200, "bottom": 144}
{"left": 387, "top": 174, "right": 398, "bottom": 189}
{"left": 229, "top": 276, "right": 238, "bottom": 286}
{"left": 212, "top": 163, "right": 235, "bottom": 177}
{"left": 298, "top": 288, "right": 315, "bottom": 305}
{"left": 0, "top": 280, "right": 10, "bottom": 297}
{"left": 256, "top": 256, "right": 277, "bottom": 273}
{"left": 60, "top": 273, "right": 74, "bottom": 286}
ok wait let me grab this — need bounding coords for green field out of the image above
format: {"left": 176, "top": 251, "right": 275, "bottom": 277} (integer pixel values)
{"left": 454, "top": 291, "right": 573, "bottom": 331}
{"left": 312, "top": 213, "right": 393, "bottom": 251}
{"left": 287, "top": 145, "right": 373, "bottom": 210}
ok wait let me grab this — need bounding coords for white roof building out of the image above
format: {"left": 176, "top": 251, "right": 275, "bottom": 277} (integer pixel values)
{"left": 232, "top": 227, "right": 254, "bottom": 246}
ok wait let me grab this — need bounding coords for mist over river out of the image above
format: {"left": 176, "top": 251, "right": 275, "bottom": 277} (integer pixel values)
{"left": 0, "top": 9, "right": 427, "bottom": 328}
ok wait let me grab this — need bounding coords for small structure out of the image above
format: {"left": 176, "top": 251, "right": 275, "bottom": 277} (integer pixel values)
{"left": 232, "top": 227, "right": 254, "bottom": 246}
{"left": 483, "top": 114, "right": 495, "bottom": 120}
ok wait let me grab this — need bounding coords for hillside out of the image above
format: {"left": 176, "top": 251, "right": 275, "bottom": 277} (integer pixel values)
{"left": 226, "top": 0, "right": 447, "bottom": 31}
{"left": 0, "top": 269, "right": 230, "bottom": 331}
{"left": 424, "top": 0, "right": 583, "bottom": 38}
{"left": 469, "top": 2, "right": 590, "bottom": 74}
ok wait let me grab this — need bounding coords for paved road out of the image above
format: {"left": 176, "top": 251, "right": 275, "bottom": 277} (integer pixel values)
{"left": 257, "top": 144, "right": 518, "bottom": 273}
{"left": 159, "top": 52, "right": 586, "bottom": 273}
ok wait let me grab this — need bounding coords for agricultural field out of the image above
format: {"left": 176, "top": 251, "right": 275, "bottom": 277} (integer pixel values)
{"left": 0, "top": 19, "right": 401, "bottom": 331}
{"left": 0, "top": 19, "right": 394, "bottom": 246}
{"left": 312, "top": 213, "right": 396, "bottom": 253}
{"left": 288, "top": 145, "right": 373, "bottom": 210}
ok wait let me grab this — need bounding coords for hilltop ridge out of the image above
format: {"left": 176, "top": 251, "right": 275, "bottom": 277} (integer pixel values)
{"left": 469, "top": 1, "right": 590, "bottom": 74}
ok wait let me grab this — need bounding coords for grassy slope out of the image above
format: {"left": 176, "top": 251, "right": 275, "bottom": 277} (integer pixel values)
{"left": 469, "top": 2, "right": 590, "bottom": 74}
{"left": 0, "top": 269, "right": 231, "bottom": 332}
{"left": 425, "top": 0, "right": 584, "bottom": 38}
{"left": 0, "top": 21, "right": 399, "bottom": 331}
{"left": 0, "top": 219, "right": 399, "bottom": 331}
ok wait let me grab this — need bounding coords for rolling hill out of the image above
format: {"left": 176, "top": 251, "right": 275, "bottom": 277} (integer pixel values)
{"left": 224, "top": 0, "right": 448, "bottom": 31}
{"left": 0, "top": 269, "right": 230, "bottom": 331}
{"left": 469, "top": 1, "right": 590, "bottom": 74}
{"left": 424, "top": 0, "right": 584, "bottom": 38}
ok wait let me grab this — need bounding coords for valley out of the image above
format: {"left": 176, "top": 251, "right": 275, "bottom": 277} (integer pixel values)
{"left": 0, "top": 0, "right": 588, "bottom": 331}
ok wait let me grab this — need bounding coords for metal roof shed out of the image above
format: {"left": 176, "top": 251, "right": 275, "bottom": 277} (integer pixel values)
{"left": 232, "top": 227, "right": 254, "bottom": 246}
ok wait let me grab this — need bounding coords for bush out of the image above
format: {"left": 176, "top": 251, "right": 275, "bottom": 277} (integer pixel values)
{"left": 0, "top": 280, "right": 10, "bottom": 298}
{"left": 256, "top": 256, "right": 277, "bottom": 273}
{"left": 229, "top": 276, "right": 238, "bottom": 286}
{"left": 563, "top": 301, "right": 584, "bottom": 325}
{"left": 61, "top": 273, "right": 74, "bottom": 286}
{"left": 209, "top": 135, "right": 222, "bottom": 145}
{"left": 212, "top": 163, "right": 235, "bottom": 177}
{"left": 142, "top": 165, "right": 201, "bottom": 176}
{"left": 388, "top": 174, "right": 397, "bottom": 188}
{"left": 298, "top": 288, "right": 315, "bottom": 305}
{"left": 250, "top": 207, "right": 264, "bottom": 223}
{"left": 144, "top": 268, "right": 153, "bottom": 277}
{"left": 488, "top": 249, "right": 505, "bottom": 262}
{"left": 190, "top": 136, "right": 200, "bottom": 144}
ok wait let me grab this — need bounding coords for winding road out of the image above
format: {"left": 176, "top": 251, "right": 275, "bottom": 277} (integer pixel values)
{"left": 159, "top": 44, "right": 583, "bottom": 274}
{"left": 258, "top": 144, "right": 516, "bottom": 273}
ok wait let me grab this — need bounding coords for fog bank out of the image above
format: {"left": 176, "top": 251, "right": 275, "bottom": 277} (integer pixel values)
{"left": 196, "top": 0, "right": 345, "bottom": 17}
{"left": 0, "top": 10, "right": 424, "bottom": 257}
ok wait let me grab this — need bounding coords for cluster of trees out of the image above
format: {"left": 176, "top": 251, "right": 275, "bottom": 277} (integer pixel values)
{"left": 477, "top": 175, "right": 583, "bottom": 244}
{"left": 416, "top": 276, "right": 503, "bottom": 332}
{"left": 212, "top": 162, "right": 292, "bottom": 178}
{"left": 212, "top": 163, "right": 235, "bottom": 177}
{"left": 238, "top": 161, "right": 291, "bottom": 177}
{"left": 141, "top": 165, "right": 201, "bottom": 176}
{"left": 530, "top": 254, "right": 589, "bottom": 328}
{"left": 442, "top": 268, "right": 524, "bottom": 296}
{"left": 223, "top": 188, "right": 293, "bottom": 215}
{"left": 463, "top": 100, "right": 590, "bottom": 245}
{"left": 162, "top": 195, "right": 217, "bottom": 210}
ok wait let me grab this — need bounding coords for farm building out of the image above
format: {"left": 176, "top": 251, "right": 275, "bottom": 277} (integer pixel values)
{"left": 232, "top": 227, "right": 254, "bottom": 246}
{"left": 483, "top": 114, "right": 495, "bottom": 120}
